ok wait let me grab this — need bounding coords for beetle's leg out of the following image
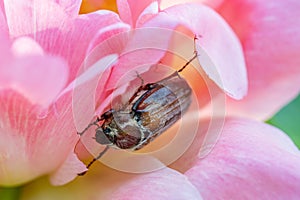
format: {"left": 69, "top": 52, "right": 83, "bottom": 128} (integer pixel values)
{"left": 77, "top": 146, "right": 110, "bottom": 176}
{"left": 77, "top": 117, "right": 101, "bottom": 136}
{"left": 79, "top": 110, "right": 115, "bottom": 135}
{"left": 178, "top": 35, "right": 199, "bottom": 73}
{"left": 177, "top": 53, "right": 198, "bottom": 73}
{"left": 157, "top": 35, "right": 199, "bottom": 83}
{"left": 100, "top": 109, "right": 115, "bottom": 120}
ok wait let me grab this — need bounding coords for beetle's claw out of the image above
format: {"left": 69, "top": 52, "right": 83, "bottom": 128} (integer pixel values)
{"left": 77, "top": 170, "right": 88, "bottom": 176}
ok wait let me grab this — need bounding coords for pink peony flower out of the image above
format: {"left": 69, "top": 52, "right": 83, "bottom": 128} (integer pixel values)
{"left": 72, "top": 0, "right": 300, "bottom": 199}
{"left": 2, "top": 0, "right": 300, "bottom": 199}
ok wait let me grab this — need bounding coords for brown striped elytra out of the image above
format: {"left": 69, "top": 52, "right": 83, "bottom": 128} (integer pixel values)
{"left": 95, "top": 71, "right": 192, "bottom": 151}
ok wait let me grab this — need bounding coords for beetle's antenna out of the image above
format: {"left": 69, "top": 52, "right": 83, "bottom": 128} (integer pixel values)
{"left": 77, "top": 145, "right": 110, "bottom": 176}
{"left": 77, "top": 117, "right": 101, "bottom": 136}
{"left": 177, "top": 35, "right": 199, "bottom": 73}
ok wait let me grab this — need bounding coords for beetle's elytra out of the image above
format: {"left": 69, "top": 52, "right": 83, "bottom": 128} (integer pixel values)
{"left": 78, "top": 45, "right": 198, "bottom": 175}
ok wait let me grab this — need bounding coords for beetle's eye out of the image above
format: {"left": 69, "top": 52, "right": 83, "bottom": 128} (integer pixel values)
{"left": 103, "top": 127, "right": 111, "bottom": 134}
{"left": 133, "top": 111, "right": 142, "bottom": 122}
{"left": 95, "top": 128, "right": 113, "bottom": 145}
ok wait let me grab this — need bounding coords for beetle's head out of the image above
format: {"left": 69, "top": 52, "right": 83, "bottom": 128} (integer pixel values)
{"left": 94, "top": 127, "right": 114, "bottom": 145}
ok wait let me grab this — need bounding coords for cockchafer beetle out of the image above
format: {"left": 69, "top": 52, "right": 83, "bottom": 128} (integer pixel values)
{"left": 78, "top": 42, "right": 199, "bottom": 175}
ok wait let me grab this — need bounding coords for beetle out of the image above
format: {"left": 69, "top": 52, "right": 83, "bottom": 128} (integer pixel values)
{"left": 94, "top": 71, "right": 192, "bottom": 151}
{"left": 77, "top": 46, "right": 198, "bottom": 175}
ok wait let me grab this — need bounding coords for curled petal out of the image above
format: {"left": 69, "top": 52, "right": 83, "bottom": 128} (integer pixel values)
{"left": 109, "top": 168, "right": 203, "bottom": 200}
{"left": 218, "top": 0, "right": 300, "bottom": 119}
{"left": 89, "top": 27, "right": 177, "bottom": 113}
{"left": 50, "top": 152, "right": 87, "bottom": 186}
{"left": 146, "top": 3, "right": 247, "bottom": 99}
{"left": 185, "top": 118, "right": 300, "bottom": 199}
{"left": 117, "top": 0, "right": 160, "bottom": 27}
{"left": 66, "top": 11, "right": 126, "bottom": 81}
{"left": 135, "top": 1, "right": 160, "bottom": 27}
{"left": 67, "top": 54, "right": 119, "bottom": 131}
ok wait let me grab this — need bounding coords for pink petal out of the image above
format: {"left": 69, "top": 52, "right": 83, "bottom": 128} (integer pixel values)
{"left": 11, "top": 36, "right": 44, "bottom": 57}
{"left": 80, "top": 3, "right": 242, "bottom": 120}
{"left": 185, "top": 118, "right": 300, "bottom": 199}
{"left": 0, "top": 8, "right": 9, "bottom": 58}
{"left": 218, "top": 0, "right": 300, "bottom": 119}
{"left": 169, "top": 117, "right": 213, "bottom": 172}
{"left": 0, "top": 0, "right": 3, "bottom": 12}
{"left": 4, "top": 0, "right": 67, "bottom": 37}
{"left": 0, "top": 90, "right": 79, "bottom": 186}
{"left": 140, "top": 14, "right": 224, "bottom": 110}
{"left": 109, "top": 168, "right": 203, "bottom": 199}
{"left": 135, "top": 1, "right": 160, "bottom": 27}
{"left": 160, "top": 0, "right": 224, "bottom": 10}
{"left": 147, "top": 3, "right": 247, "bottom": 99}
{"left": 117, "top": 0, "right": 159, "bottom": 27}
{"left": 56, "top": 0, "right": 82, "bottom": 16}
{"left": 0, "top": 32, "right": 11, "bottom": 65}
{"left": 0, "top": 52, "right": 69, "bottom": 107}
{"left": 116, "top": 0, "right": 132, "bottom": 25}
{"left": 49, "top": 152, "right": 86, "bottom": 186}
{"left": 67, "top": 54, "right": 119, "bottom": 131}
{"left": 63, "top": 11, "right": 127, "bottom": 82}
{"left": 0, "top": 5, "right": 8, "bottom": 35}
{"left": 20, "top": 166, "right": 199, "bottom": 199}
{"left": 87, "top": 28, "right": 177, "bottom": 113}
{"left": 3, "top": 0, "right": 126, "bottom": 83}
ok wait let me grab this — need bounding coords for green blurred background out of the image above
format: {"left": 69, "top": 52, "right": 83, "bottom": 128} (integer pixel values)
{"left": 0, "top": 187, "right": 21, "bottom": 200}
{"left": 267, "top": 93, "right": 300, "bottom": 149}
